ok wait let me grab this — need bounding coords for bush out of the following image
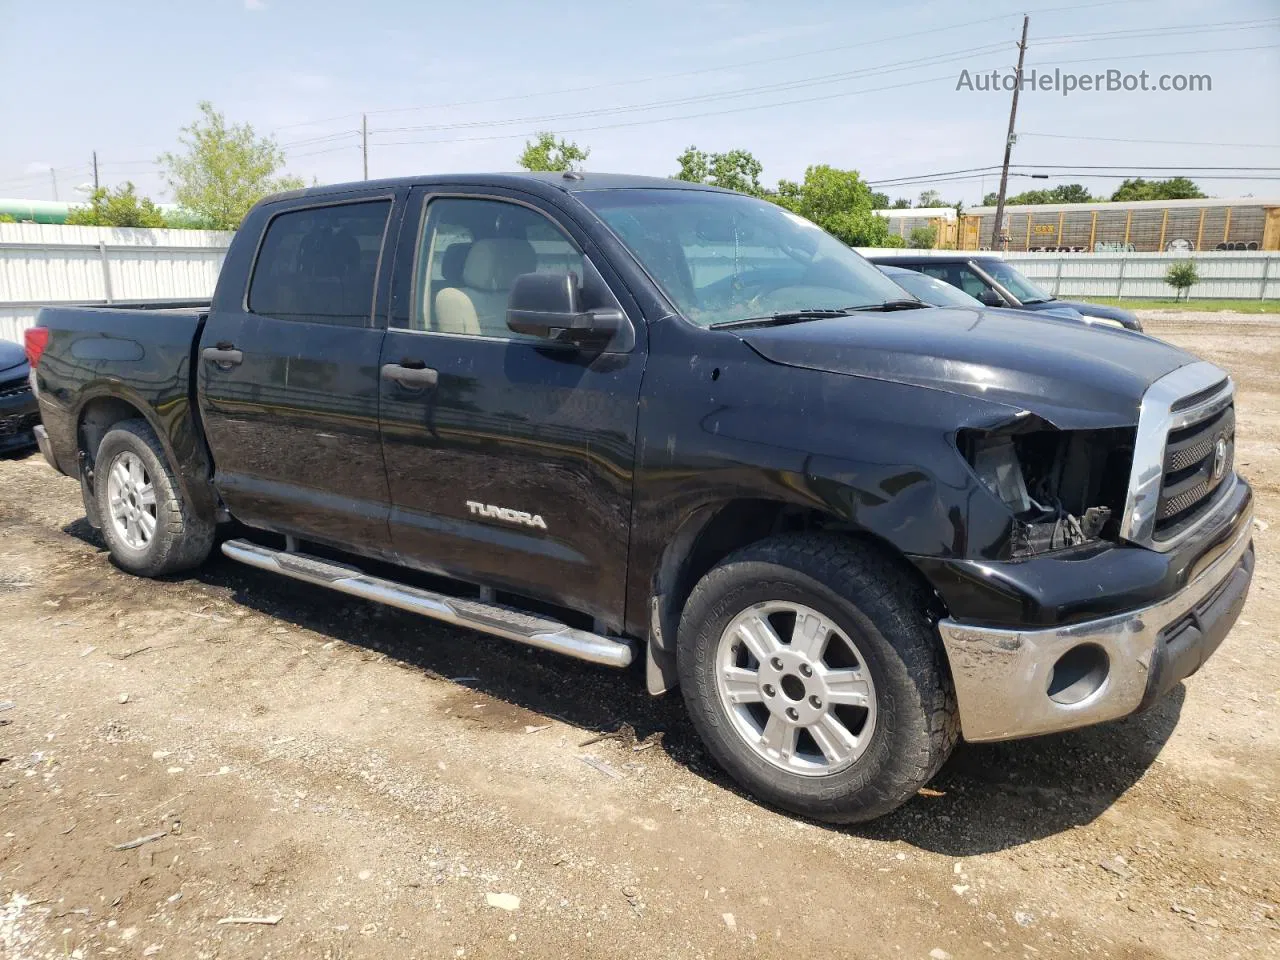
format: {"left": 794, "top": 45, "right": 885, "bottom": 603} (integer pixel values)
{"left": 1166, "top": 260, "right": 1200, "bottom": 301}
{"left": 907, "top": 226, "right": 937, "bottom": 249}
{"left": 66, "top": 183, "right": 166, "bottom": 228}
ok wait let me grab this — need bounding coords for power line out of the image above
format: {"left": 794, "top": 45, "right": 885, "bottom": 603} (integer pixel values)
{"left": 269, "top": 0, "right": 1169, "bottom": 135}
{"left": 1015, "top": 173, "right": 1280, "bottom": 180}
{"left": 366, "top": 71, "right": 977, "bottom": 148}
{"left": 868, "top": 166, "right": 1004, "bottom": 186}
{"left": 1019, "top": 164, "right": 1280, "bottom": 170}
{"left": 288, "top": 143, "right": 364, "bottom": 160}
{"left": 268, "top": 9, "right": 1033, "bottom": 133}
{"left": 1036, "top": 16, "right": 1280, "bottom": 45}
{"left": 1018, "top": 132, "right": 1280, "bottom": 149}
{"left": 360, "top": 40, "right": 1273, "bottom": 153}
{"left": 370, "top": 43, "right": 1012, "bottom": 137}
{"left": 279, "top": 130, "right": 361, "bottom": 149}
{"left": 1025, "top": 41, "right": 1278, "bottom": 70}
{"left": 870, "top": 165, "right": 1280, "bottom": 187}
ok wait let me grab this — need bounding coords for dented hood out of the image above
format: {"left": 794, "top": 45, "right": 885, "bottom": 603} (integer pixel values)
{"left": 741, "top": 307, "right": 1195, "bottom": 428}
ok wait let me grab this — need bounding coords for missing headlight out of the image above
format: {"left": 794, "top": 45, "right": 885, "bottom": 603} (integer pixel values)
{"left": 969, "top": 434, "right": 1033, "bottom": 514}
{"left": 960, "top": 420, "right": 1135, "bottom": 556}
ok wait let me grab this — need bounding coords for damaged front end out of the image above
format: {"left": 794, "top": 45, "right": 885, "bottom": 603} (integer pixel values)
{"left": 958, "top": 415, "right": 1135, "bottom": 559}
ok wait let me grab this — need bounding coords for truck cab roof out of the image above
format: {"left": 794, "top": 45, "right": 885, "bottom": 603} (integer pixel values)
{"left": 266, "top": 171, "right": 734, "bottom": 206}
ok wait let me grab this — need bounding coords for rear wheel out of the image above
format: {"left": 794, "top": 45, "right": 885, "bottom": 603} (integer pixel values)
{"left": 94, "top": 419, "right": 214, "bottom": 577}
{"left": 677, "top": 534, "right": 958, "bottom": 823}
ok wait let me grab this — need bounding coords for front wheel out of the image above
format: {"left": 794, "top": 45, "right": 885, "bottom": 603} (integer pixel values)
{"left": 676, "top": 534, "right": 958, "bottom": 823}
{"left": 94, "top": 419, "right": 214, "bottom": 577}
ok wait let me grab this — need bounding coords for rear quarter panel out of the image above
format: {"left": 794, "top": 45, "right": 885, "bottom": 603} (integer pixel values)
{"left": 33, "top": 305, "right": 216, "bottom": 519}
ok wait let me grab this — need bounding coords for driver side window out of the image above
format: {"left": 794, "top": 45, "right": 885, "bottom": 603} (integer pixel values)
{"left": 411, "top": 197, "right": 595, "bottom": 339}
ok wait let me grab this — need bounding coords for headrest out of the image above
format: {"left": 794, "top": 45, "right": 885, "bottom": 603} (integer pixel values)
{"left": 462, "top": 238, "right": 537, "bottom": 291}
{"left": 440, "top": 242, "right": 472, "bottom": 285}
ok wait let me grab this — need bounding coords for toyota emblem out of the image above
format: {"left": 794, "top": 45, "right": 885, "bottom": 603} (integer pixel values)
{"left": 1211, "top": 436, "right": 1228, "bottom": 482}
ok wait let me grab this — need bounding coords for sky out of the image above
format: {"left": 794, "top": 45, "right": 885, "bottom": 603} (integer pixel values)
{"left": 1, "top": 0, "right": 1278, "bottom": 206}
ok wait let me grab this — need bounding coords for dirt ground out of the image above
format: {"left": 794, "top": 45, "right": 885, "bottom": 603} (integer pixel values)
{"left": 1, "top": 313, "right": 1277, "bottom": 960}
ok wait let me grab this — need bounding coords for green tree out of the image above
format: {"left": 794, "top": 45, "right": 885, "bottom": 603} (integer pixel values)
{"left": 890, "top": 197, "right": 913, "bottom": 209}
{"left": 907, "top": 225, "right": 937, "bottom": 249}
{"left": 984, "top": 183, "right": 1096, "bottom": 206}
{"left": 915, "top": 189, "right": 963, "bottom": 210}
{"left": 1047, "top": 183, "right": 1094, "bottom": 204}
{"left": 1166, "top": 260, "right": 1199, "bottom": 301}
{"left": 65, "top": 182, "right": 167, "bottom": 228}
{"left": 674, "top": 146, "right": 710, "bottom": 184}
{"left": 0, "top": 213, "right": 15, "bottom": 223}
{"left": 772, "top": 165, "right": 894, "bottom": 246}
{"left": 518, "top": 131, "right": 590, "bottom": 172}
{"left": 870, "top": 191, "right": 891, "bottom": 209}
{"left": 673, "top": 146, "right": 764, "bottom": 196}
{"left": 158, "top": 101, "right": 304, "bottom": 230}
{"left": 1110, "top": 177, "right": 1205, "bottom": 202}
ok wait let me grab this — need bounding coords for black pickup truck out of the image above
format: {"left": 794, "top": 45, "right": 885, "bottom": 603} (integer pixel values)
{"left": 27, "top": 173, "right": 1254, "bottom": 822}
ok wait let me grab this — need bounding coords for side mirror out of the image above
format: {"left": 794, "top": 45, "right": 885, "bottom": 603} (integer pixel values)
{"left": 506, "top": 272, "right": 623, "bottom": 344}
{"left": 977, "top": 288, "right": 1004, "bottom": 307}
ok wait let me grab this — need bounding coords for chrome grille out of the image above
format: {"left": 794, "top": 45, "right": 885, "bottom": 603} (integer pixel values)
{"left": 1121, "top": 361, "right": 1236, "bottom": 552}
{"left": 1155, "top": 400, "right": 1235, "bottom": 537}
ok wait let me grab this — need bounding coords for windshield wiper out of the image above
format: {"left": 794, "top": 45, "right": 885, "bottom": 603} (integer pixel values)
{"left": 710, "top": 308, "right": 852, "bottom": 330}
{"left": 844, "top": 299, "right": 929, "bottom": 312}
{"left": 1020, "top": 297, "right": 1053, "bottom": 305}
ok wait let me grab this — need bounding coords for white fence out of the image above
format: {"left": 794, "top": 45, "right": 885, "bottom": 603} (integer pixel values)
{"left": 4, "top": 227, "right": 1277, "bottom": 344}
{"left": 0, "top": 223, "right": 231, "bottom": 343}
{"left": 1001, "top": 250, "right": 1279, "bottom": 301}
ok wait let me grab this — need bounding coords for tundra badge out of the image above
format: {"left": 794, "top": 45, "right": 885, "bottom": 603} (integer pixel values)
{"left": 466, "top": 501, "right": 548, "bottom": 530}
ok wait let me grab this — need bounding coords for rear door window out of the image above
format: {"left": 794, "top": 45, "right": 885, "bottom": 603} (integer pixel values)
{"left": 248, "top": 200, "right": 392, "bottom": 326}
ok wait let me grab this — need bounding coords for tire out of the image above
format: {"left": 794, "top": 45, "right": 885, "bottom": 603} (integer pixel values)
{"left": 94, "top": 419, "right": 214, "bottom": 577}
{"left": 676, "top": 533, "right": 958, "bottom": 823}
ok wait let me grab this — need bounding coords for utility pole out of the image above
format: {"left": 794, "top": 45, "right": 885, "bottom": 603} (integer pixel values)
{"left": 362, "top": 114, "right": 368, "bottom": 181}
{"left": 990, "top": 14, "right": 1029, "bottom": 250}
{"left": 49, "top": 167, "right": 59, "bottom": 201}
{"left": 92, "top": 151, "right": 100, "bottom": 192}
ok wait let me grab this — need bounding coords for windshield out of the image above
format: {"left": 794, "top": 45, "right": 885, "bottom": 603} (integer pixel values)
{"left": 887, "top": 269, "right": 982, "bottom": 308}
{"left": 580, "top": 189, "right": 908, "bottom": 327}
{"left": 981, "top": 260, "right": 1053, "bottom": 303}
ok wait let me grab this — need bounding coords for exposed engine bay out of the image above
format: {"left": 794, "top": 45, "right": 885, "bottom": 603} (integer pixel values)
{"left": 960, "top": 417, "right": 1135, "bottom": 557}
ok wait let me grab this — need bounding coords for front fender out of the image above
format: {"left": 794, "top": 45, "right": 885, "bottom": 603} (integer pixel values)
{"left": 623, "top": 320, "right": 1026, "bottom": 636}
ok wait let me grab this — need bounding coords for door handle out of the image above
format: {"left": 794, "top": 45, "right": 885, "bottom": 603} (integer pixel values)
{"left": 381, "top": 362, "right": 438, "bottom": 388}
{"left": 201, "top": 344, "right": 243, "bottom": 367}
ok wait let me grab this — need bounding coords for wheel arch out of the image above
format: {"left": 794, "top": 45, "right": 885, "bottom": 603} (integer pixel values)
{"left": 75, "top": 385, "right": 218, "bottom": 526}
{"left": 644, "top": 497, "right": 948, "bottom": 695}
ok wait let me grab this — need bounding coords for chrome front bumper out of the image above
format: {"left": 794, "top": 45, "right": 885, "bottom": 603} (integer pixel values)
{"left": 937, "top": 500, "right": 1255, "bottom": 743}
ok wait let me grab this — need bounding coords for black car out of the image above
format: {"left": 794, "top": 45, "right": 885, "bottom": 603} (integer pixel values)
{"left": 28, "top": 172, "right": 1250, "bottom": 824}
{"left": 867, "top": 253, "right": 1143, "bottom": 331}
{"left": 0, "top": 338, "right": 40, "bottom": 453}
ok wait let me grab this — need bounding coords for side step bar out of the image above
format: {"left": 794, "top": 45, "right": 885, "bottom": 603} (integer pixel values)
{"left": 220, "top": 539, "right": 636, "bottom": 668}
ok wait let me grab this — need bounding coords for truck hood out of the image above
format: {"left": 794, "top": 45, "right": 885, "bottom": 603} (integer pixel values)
{"left": 740, "top": 306, "right": 1194, "bottom": 428}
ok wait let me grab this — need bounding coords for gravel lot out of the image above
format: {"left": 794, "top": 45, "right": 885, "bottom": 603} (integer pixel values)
{"left": 1, "top": 312, "right": 1277, "bottom": 959}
